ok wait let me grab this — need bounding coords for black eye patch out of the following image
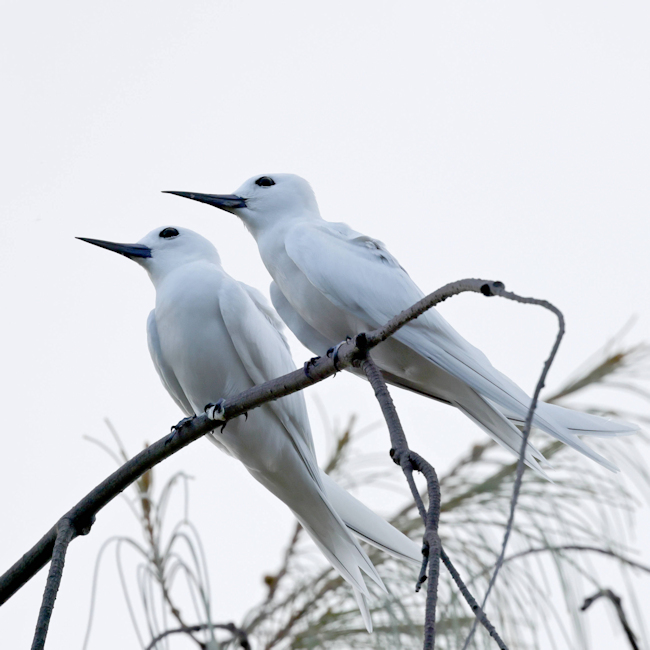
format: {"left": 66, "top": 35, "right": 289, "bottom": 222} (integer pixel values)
{"left": 159, "top": 227, "right": 179, "bottom": 238}
{"left": 255, "top": 176, "right": 275, "bottom": 187}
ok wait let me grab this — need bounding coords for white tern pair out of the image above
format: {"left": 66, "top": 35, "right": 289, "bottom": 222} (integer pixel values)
{"left": 82, "top": 173, "right": 637, "bottom": 630}
{"left": 80, "top": 226, "right": 421, "bottom": 632}
{"left": 166, "top": 173, "right": 637, "bottom": 475}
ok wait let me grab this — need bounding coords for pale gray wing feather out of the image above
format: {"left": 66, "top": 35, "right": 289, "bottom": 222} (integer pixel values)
{"left": 240, "top": 283, "right": 289, "bottom": 341}
{"left": 218, "top": 279, "right": 322, "bottom": 486}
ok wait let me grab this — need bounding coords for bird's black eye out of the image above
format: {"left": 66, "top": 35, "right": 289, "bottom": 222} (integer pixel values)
{"left": 159, "top": 227, "right": 179, "bottom": 239}
{"left": 255, "top": 176, "right": 275, "bottom": 187}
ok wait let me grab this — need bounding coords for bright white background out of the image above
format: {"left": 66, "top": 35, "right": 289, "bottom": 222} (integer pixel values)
{"left": 1, "top": 1, "right": 648, "bottom": 648}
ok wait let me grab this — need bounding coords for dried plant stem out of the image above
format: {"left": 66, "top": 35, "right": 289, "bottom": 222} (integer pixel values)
{"left": 264, "top": 522, "right": 302, "bottom": 603}
{"left": 505, "top": 546, "right": 650, "bottom": 575}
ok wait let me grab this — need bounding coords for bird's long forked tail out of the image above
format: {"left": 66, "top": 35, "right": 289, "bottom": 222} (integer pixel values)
{"left": 453, "top": 389, "right": 552, "bottom": 477}
{"left": 320, "top": 471, "right": 422, "bottom": 565}
{"left": 529, "top": 402, "right": 639, "bottom": 438}
{"left": 290, "top": 489, "right": 389, "bottom": 632}
{"left": 499, "top": 399, "right": 638, "bottom": 472}
{"left": 455, "top": 388, "right": 638, "bottom": 475}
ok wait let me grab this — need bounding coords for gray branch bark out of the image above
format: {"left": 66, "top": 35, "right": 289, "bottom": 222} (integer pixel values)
{"left": 361, "top": 354, "right": 508, "bottom": 650}
{"left": 361, "top": 355, "right": 442, "bottom": 650}
{"left": 31, "top": 519, "right": 75, "bottom": 650}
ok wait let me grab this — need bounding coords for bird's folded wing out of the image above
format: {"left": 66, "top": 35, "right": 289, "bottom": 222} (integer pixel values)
{"left": 147, "top": 310, "right": 194, "bottom": 416}
{"left": 218, "top": 280, "right": 323, "bottom": 487}
{"left": 240, "top": 282, "right": 290, "bottom": 340}
{"left": 285, "top": 223, "right": 627, "bottom": 470}
{"left": 285, "top": 223, "right": 544, "bottom": 415}
{"left": 285, "top": 222, "right": 424, "bottom": 332}
{"left": 270, "top": 281, "right": 333, "bottom": 355}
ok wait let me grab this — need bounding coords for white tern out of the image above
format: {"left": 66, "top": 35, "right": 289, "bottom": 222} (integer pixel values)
{"left": 165, "top": 174, "right": 638, "bottom": 474}
{"left": 79, "top": 225, "right": 422, "bottom": 631}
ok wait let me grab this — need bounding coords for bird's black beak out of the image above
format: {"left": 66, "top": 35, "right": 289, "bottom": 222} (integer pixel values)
{"left": 77, "top": 237, "right": 153, "bottom": 259}
{"left": 162, "top": 191, "right": 247, "bottom": 212}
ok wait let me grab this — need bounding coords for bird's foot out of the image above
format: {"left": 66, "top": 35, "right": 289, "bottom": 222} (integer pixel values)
{"left": 166, "top": 416, "right": 195, "bottom": 444}
{"left": 205, "top": 399, "right": 226, "bottom": 421}
{"left": 205, "top": 399, "right": 229, "bottom": 433}
{"left": 327, "top": 337, "right": 351, "bottom": 372}
{"left": 171, "top": 416, "right": 194, "bottom": 432}
{"left": 303, "top": 356, "right": 321, "bottom": 377}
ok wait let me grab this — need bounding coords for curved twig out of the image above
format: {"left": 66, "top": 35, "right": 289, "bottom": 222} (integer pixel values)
{"left": 504, "top": 545, "right": 650, "bottom": 575}
{"left": 144, "top": 622, "right": 250, "bottom": 650}
{"left": 581, "top": 589, "right": 639, "bottom": 650}
{"left": 361, "top": 354, "right": 443, "bottom": 649}
{"left": 462, "top": 288, "right": 565, "bottom": 650}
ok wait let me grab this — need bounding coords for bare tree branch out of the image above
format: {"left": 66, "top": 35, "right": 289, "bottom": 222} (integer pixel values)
{"left": 0, "top": 277, "right": 504, "bottom": 609}
{"left": 361, "top": 354, "right": 442, "bottom": 650}
{"left": 361, "top": 354, "right": 511, "bottom": 650}
{"left": 581, "top": 589, "right": 639, "bottom": 650}
{"left": 0, "top": 347, "right": 342, "bottom": 607}
{"left": 364, "top": 279, "right": 506, "bottom": 347}
{"left": 440, "top": 548, "right": 508, "bottom": 650}
{"left": 30, "top": 519, "right": 75, "bottom": 650}
{"left": 0, "top": 277, "right": 569, "bottom": 650}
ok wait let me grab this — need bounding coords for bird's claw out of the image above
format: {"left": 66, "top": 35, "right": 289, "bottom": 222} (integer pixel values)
{"left": 327, "top": 337, "right": 351, "bottom": 372}
{"left": 205, "top": 399, "right": 226, "bottom": 421}
{"left": 171, "top": 416, "right": 194, "bottom": 432}
{"left": 303, "top": 356, "right": 321, "bottom": 377}
{"left": 167, "top": 416, "right": 195, "bottom": 444}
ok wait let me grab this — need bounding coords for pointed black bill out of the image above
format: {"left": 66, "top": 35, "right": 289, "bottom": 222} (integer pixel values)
{"left": 162, "top": 191, "right": 247, "bottom": 212}
{"left": 77, "top": 237, "right": 152, "bottom": 259}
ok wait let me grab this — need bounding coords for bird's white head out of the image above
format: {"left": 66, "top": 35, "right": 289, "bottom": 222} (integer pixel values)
{"left": 165, "top": 173, "right": 321, "bottom": 236}
{"left": 78, "top": 226, "right": 221, "bottom": 284}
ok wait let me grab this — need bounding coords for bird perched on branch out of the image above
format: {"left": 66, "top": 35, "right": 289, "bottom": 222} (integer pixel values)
{"left": 166, "top": 174, "right": 638, "bottom": 474}
{"left": 79, "top": 226, "right": 421, "bottom": 632}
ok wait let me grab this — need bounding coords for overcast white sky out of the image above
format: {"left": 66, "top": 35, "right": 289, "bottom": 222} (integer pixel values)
{"left": 1, "top": 1, "right": 649, "bottom": 648}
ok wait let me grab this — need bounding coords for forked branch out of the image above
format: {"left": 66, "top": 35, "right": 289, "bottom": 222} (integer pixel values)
{"left": 0, "top": 278, "right": 561, "bottom": 650}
